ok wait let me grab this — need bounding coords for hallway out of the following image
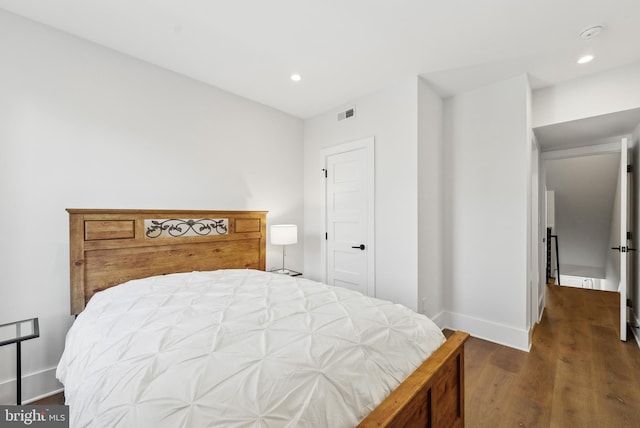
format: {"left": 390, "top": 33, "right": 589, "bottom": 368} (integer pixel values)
{"left": 463, "top": 284, "right": 640, "bottom": 427}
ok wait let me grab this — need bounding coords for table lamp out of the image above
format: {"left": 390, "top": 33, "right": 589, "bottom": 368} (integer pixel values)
{"left": 271, "top": 224, "right": 297, "bottom": 274}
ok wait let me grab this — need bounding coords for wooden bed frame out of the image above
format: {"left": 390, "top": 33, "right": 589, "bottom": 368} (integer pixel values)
{"left": 67, "top": 208, "right": 468, "bottom": 427}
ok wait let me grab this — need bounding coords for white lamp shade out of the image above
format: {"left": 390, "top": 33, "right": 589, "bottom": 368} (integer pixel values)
{"left": 271, "top": 224, "right": 297, "bottom": 245}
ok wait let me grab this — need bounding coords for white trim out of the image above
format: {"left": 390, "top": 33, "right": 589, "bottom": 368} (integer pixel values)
{"left": 23, "top": 388, "right": 65, "bottom": 405}
{"left": 529, "top": 137, "right": 541, "bottom": 332}
{"left": 631, "top": 309, "right": 640, "bottom": 350}
{"left": 538, "top": 294, "right": 545, "bottom": 323}
{"left": 541, "top": 141, "right": 621, "bottom": 160}
{"left": 320, "top": 136, "right": 375, "bottom": 297}
{"left": 620, "top": 137, "right": 629, "bottom": 341}
{"left": 429, "top": 311, "right": 446, "bottom": 330}
{"left": 0, "top": 366, "right": 62, "bottom": 405}
{"left": 439, "top": 311, "right": 531, "bottom": 351}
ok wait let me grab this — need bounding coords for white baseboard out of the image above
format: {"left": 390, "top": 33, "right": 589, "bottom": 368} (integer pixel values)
{"left": 439, "top": 311, "right": 530, "bottom": 351}
{"left": 0, "top": 367, "right": 63, "bottom": 405}
{"left": 430, "top": 310, "right": 446, "bottom": 329}
{"left": 23, "top": 388, "right": 64, "bottom": 405}
{"left": 631, "top": 309, "right": 640, "bottom": 350}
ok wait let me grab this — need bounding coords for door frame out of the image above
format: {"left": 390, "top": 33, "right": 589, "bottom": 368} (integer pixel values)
{"left": 529, "top": 136, "right": 542, "bottom": 328}
{"left": 620, "top": 137, "right": 629, "bottom": 341}
{"left": 320, "top": 136, "right": 375, "bottom": 296}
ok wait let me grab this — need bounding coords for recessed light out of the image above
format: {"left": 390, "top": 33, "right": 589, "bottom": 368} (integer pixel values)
{"left": 290, "top": 73, "right": 302, "bottom": 82}
{"left": 577, "top": 55, "right": 594, "bottom": 64}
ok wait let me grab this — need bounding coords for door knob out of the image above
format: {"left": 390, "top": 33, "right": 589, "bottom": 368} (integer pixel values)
{"left": 352, "top": 244, "right": 366, "bottom": 250}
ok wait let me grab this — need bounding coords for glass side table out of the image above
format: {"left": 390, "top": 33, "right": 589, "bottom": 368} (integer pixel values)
{"left": 0, "top": 318, "right": 40, "bottom": 405}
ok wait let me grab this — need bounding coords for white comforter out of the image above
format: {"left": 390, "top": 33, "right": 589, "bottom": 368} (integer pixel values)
{"left": 57, "top": 269, "right": 445, "bottom": 428}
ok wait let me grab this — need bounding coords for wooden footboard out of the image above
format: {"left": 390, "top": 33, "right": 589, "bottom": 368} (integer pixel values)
{"left": 359, "top": 330, "right": 469, "bottom": 428}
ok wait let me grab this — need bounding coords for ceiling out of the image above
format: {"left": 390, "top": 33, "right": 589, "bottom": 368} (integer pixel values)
{"left": 545, "top": 153, "right": 620, "bottom": 223}
{"left": 1, "top": 1, "right": 640, "bottom": 119}
{"left": 534, "top": 107, "right": 640, "bottom": 151}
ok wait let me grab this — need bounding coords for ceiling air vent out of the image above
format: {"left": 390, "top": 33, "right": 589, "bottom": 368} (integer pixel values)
{"left": 338, "top": 106, "right": 356, "bottom": 121}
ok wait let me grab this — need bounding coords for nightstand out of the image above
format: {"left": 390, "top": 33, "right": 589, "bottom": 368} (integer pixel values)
{"left": 270, "top": 269, "right": 302, "bottom": 277}
{"left": 0, "top": 317, "right": 40, "bottom": 405}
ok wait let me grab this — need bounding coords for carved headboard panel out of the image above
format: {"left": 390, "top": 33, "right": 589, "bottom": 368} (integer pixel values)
{"left": 67, "top": 209, "right": 267, "bottom": 314}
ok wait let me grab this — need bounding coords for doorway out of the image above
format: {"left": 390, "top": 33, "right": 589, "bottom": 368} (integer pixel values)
{"left": 539, "top": 137, "right": 635, "bottom": 341}
{"left": 544, "top": 149, "right": 621, "bottom": 290}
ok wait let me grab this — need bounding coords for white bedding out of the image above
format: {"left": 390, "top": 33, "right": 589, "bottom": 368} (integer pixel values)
{"left": 57, "top": 269, "right": 445, "bottom": 428}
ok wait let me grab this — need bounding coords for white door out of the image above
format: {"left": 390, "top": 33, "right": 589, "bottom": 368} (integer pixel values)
{"left": 322, "top": 137, "right": 374, "bottom": 296}
{"left": 619, "top": 137, "right": 631, "bottom": 341}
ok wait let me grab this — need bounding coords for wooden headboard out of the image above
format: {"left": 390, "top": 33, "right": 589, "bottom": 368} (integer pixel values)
{"left": 67, "top": 209, "right": 267, "bottom": 315}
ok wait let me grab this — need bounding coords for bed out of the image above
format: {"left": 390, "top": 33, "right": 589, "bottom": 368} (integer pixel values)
{"left": 61, "top": 209, "right": 468, "bottom": 427}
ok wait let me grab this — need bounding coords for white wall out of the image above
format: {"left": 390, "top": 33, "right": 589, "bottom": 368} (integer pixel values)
{"left": 0, "top": 10, "right": 303, "bottom": 404}
{"left": 304, "top": 78, "right": 420, "bottom": 311}
{"left": 418, "top": 78, "right": 444, "bottom": 320}
{"left": 443, "top": 75, "right": 530, "bottom": 350}
{"left": 546, "top": 191, "right": 555, "bottom": 230}
{"left": 533, "top": 61, "right": 640, "bottom": 128}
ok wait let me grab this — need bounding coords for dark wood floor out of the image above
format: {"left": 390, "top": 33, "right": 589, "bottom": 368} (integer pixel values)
{"left": 31, "top": 392, "right": 64, "bottom": 405}
{"left": 35, "top": 284, "right": 640, "bottom": 427}
{"left": 464, "top": 284, "right": 640, "bottom": 427}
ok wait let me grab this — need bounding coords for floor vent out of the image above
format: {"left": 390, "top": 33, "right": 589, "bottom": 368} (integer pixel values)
{"left": 338, "top": 106, "right": 355, "bottom": 121}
